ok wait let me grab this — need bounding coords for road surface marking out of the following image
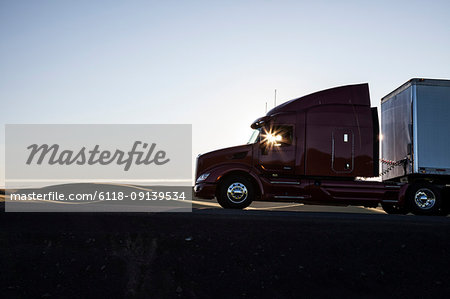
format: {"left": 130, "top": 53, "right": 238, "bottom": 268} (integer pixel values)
{"left": 364, "top": 207, "right": 387, "bottom": 214}
{"left": 246, "top": 203, "right": 305, "bottom": 210}
{"left": 190, "top": 200, "right": 221, "bottom": 208}
{"left": 190, "top": 200, "right": 305, "bottom": 211}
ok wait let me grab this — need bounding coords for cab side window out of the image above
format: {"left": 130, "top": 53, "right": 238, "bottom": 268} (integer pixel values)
{"left": 261, "top": 125, "right": 293, "bottom": 147}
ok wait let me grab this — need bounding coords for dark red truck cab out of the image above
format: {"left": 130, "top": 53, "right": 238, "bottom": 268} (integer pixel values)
{"left": 195, "top": 82, "right": 449, "bottom": 215}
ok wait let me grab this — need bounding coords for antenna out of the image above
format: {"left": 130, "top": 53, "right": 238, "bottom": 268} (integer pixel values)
{"left": 274, "top": 89, "right": 277, "bottom": 107}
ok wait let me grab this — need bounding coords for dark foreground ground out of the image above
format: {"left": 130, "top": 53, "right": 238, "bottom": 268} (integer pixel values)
{"left": 2, "top": 209, "right": 450, "bottom": 298}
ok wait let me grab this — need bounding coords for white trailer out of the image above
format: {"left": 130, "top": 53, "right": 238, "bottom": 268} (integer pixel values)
{"left": 381, "top": 78, "right": 450, "bottom": 215}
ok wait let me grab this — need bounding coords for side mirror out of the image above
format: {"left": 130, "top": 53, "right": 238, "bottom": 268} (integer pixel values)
{"left": 251, "top": 116, "right": 272, "bottom": 129}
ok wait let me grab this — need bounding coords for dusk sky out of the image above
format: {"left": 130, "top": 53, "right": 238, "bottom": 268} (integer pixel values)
{"left": 1, "top": 0, "right": 450, "bottom": 186}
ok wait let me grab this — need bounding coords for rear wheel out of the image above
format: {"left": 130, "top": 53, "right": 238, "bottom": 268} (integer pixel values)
{"left": 407, "top": 182, "right": 442, "bottom": 216}
{"left": 440, "top": 188, "right": 450, "bottom": 216}
{"left": 217, "top": 176, "right": 254, "bottom": 209}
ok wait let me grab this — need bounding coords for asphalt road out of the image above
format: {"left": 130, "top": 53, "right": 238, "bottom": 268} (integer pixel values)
{"left": 191, "top": 197, "right": 387, "bottom": 214}
{"left": 2, "top": 195, "right": 450, "bottom": 298}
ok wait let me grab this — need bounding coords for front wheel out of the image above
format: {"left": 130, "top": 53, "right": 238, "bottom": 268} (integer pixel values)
{"left": 407, "top": 182, "right": 442, "bottom": 216}
{"left": 217, "top": 176, "right": 254, "bottom": 209}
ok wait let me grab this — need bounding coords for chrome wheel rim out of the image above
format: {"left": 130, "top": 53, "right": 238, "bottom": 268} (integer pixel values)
{"left": 227, "top": 182, "right": 248, "bottom": 204}
{"left": 414, "top": 188, "right": 436, "bottom": 210}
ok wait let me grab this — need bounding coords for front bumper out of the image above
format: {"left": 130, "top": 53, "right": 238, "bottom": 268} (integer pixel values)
{"left": 194, "top": 182, "right": 217, "bottom": 199}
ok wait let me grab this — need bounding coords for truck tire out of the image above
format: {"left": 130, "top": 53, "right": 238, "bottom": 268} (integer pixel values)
{"left": 407, "top": 182, "right": 442, "bottom": 216}
{"left": 440, "top": 188, "right": 450, "bottom": 216}
{"left": 217, "top": 176, "right": 254, "bottom": 209}
{"left": 381, "top": 203, "right": 407, "bottom": 215}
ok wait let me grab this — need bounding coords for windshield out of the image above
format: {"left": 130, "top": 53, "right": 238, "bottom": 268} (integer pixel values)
{"left": 247, "top": 129, "right": 260, "bottom": 144}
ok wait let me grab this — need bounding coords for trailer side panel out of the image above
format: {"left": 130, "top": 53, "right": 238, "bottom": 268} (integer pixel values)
{"left": 415, "top": 84, "right": 450, "bottom": 175}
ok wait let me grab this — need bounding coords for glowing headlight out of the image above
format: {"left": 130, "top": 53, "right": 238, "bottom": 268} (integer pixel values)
{"left": 196, "top": 172, "right": 210, "bottom": 183}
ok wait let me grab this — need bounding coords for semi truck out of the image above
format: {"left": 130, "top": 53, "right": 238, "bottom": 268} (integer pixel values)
{"left": 194, "top": 78, "right": 450, "bottom": 215}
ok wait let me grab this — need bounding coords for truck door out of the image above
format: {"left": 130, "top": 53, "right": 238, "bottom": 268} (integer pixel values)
{"left": 332, "top": 128, "right": 354, "bottom": 173}
{"left": 259, "top": 124, "right": 296, "bottom": 175}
